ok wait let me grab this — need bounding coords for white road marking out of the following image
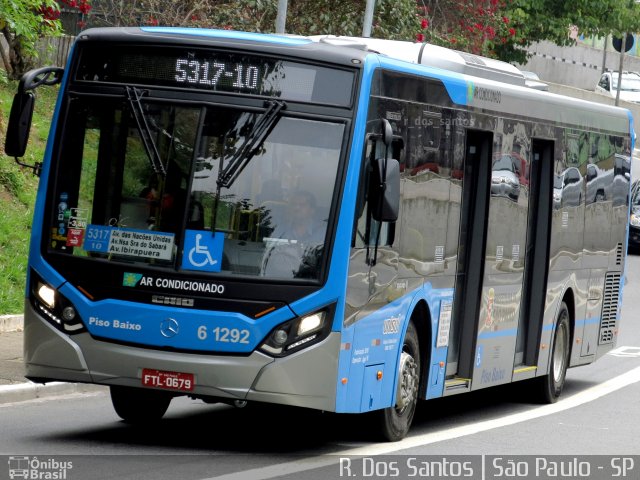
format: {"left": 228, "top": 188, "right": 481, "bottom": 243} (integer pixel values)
{"left": 202, "top": 365, "right": 640, "bottom": 480}
{"left": 608, "top": 346, "right": 640, "bottom": 358}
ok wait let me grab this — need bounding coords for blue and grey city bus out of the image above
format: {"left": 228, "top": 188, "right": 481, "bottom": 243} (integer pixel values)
{"left": 5, "top": 28, "right": 633, "bottom": 441}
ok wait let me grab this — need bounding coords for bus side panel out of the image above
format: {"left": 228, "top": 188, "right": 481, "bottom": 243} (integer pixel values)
{"left": 337, "top": 286, "right": 416, "bottom": 414}
{"left": 335, "top": 284, "right": 452, "bottom": 413}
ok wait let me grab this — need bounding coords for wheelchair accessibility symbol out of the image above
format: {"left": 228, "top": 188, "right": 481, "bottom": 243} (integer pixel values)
{"left": 182, "top": 230, "right": 224, "bottom": 272}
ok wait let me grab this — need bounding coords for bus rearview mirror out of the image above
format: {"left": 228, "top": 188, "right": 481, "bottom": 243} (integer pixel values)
{"left": 5, "top": 91, "right": 35, "bottom": 158}
{"left": 382, "top": 118, "right": 393, "bottom": 146}
{"left": 371, "top": 157, "right": 400, "bottom": 223}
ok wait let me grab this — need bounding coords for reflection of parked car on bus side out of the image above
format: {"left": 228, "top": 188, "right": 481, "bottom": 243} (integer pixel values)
{"left": 553, "top": 167, "right": 583, "bottom": 208}
{"left": 629, "top": 181, "right": 640, "bottom": 252}
{"left": 585, "top": 163, "right": 609, "bottom": 203}
{"left": 491, "top": 153, "right": 521, "bottom": 200}
{"left": 613, "top": 153, "right": 631, "bottom": 206}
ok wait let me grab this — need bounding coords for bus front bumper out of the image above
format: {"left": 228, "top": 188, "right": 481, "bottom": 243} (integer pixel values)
{"left": 23, "top": 302, "right": 339, "bottom": 411}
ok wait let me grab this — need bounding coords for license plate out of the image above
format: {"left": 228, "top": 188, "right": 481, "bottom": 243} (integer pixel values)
{"left": 141, "top": 368, "right": 195, "bottom": 392}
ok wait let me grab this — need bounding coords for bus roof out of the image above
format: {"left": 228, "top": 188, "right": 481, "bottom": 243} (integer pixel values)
{"left": 74, "top": 28, "right": 632, "bottom": 135}
{"left": 307, "top": 36, "right": 631, "bottom": 135}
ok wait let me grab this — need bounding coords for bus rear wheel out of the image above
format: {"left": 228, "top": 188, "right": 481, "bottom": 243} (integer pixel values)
{"left": 536, "top": 302, "right": 571, "bottom": 403}
{"left": 377, "top": 321, "right": 420, "bottom": 441}
{"left": 110, "top": 386, "right": 172, "bottom": 423}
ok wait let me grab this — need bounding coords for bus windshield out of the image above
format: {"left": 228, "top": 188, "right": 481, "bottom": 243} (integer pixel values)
{"left": 48, "top": 97, "right": 344, "bottom": 281}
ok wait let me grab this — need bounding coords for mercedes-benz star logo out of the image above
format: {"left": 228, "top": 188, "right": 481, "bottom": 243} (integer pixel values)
{"left": 160, "top": 318, "right": 179, "bottom": 338}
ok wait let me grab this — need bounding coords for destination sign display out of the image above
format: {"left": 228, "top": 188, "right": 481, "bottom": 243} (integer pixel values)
{"left": 74, "top": 45, "right": 354, "bottom": 105}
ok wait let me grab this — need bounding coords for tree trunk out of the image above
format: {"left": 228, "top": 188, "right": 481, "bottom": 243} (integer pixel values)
{"left": 1, "top": 28, "right": 14, "bottom": 76}
{"left": 2, "top": 27, "right": 31, "bottom": 80}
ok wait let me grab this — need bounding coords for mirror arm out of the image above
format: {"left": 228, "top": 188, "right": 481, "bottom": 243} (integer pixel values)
{"left": 14, "top": 157, "right": 42, "bottom": 176}
{"left": 19, "top": 67, "right": 64, "bottom": 94}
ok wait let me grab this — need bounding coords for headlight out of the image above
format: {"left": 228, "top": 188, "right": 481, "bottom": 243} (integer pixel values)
{"left": 31, "top": 271, "right": 85, "bottom": 334}
{"left": 259, "top": 306, "right": 333, "bottom": 357}
{"left": 36, "top": 282, "right": 56, "bottom": 309}
{"left": 297, "top": 312, "right": 324, "bottom": 335}
{"left": 631, "top": 214, "right": 640, "bottom": 227}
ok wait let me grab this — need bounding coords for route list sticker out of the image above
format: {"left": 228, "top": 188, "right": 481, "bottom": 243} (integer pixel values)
{"left": 84, "top": 225, "right": 174, "bottom": 260}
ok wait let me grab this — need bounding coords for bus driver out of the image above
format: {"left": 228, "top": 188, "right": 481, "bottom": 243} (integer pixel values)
{"left": 262, "top": 190, "right": 324, "bottom": 278}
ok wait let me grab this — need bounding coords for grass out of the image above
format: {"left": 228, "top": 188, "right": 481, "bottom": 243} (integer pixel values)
{"left": 0, "top": 78, "right": 59, "bottom": 314}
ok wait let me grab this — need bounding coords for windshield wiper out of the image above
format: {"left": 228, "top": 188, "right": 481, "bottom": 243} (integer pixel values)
{"left": 126, "top": 86, "right": 166, "bottom": 176}
{"left": 211, "top": 100, "right": 286, "bottom": 232}
{"left": 217, "top": 100, "right": 286, "bottom": 189}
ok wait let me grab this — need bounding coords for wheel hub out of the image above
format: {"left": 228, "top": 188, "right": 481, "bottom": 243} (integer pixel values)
{"left": 395, "top": 351, "right": 418, "bottom": 412}
{"left": 553, "top": 322, "right": 567, "bottom": 383}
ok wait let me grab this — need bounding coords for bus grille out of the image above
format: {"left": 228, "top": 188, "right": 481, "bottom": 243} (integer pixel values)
{"left": 599, "top": 272, "right": 621, "bottom": 344}
{"left": 616, "top": 243, "right": 623, "bottom": 266}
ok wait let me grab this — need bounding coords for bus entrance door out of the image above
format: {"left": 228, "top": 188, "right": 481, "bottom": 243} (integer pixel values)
{"left": 451, "top": 129, "right": 552, "bottom": 391}
{"left": 468, "top": 136, "right": 552, "bottom": 390}
{"left": 515, "top": 140, "right": 553, "bottom": 370}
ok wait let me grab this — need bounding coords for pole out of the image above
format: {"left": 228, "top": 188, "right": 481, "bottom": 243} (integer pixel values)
{"left": 276, "top": 0, "right": 288, "bottom": 34}
{"left": 362, "top": 0, "right": 376, "bottom": 37}
{"left": 602, "top": 34, "right": 608, "bottom": 74}
{"left": 615, "top": 34, "right": 628, "bottom": 106}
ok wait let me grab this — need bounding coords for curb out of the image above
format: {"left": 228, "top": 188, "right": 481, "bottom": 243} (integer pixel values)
{"left": 0, "top": 314, "right": 24, "bottom": 333}
{"left": 0, "top": 381, "right": 107, "bottom": 404}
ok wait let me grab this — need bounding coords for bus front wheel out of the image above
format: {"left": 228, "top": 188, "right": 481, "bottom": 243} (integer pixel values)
{"left": 536, "top": 302, "right": 571, "bottom": 403}
{"left": 110, "top": 386, "right": 172, "bottom": 423}
{"left": 377, "top": 321, "right": 420, "bottom": 441}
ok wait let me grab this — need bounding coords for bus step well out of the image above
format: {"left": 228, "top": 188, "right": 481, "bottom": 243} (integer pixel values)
{"left": 443, "top": 377, "right": 471, "bottom": 396}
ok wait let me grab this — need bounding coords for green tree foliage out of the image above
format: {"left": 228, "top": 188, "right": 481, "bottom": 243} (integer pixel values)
{"left": 0, "top": 0, "right": 91, "bottom": 79}
{"left": 498, "top": 0, "right": 640, "bottom": 63}
{"left": 89, "top": 0, "right": 418, "bottom": 39}
{"left": 86, "top": 0, "right": 640, "bottom": 64}
{"left": 0, "top": 0, "right": 62, "bottom": 77}
{"left": 5, "top": 0, "right": 640, "bottom": 87}
{"left": 417, "top": 0, "right": 640, "bottom": 63}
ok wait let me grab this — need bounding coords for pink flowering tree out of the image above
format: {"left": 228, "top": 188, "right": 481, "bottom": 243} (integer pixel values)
{"left": 416, "top": 1, "right": 524, "bottom": 61}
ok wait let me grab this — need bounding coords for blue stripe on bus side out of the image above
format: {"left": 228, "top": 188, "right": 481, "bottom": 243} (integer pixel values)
{"left": 479, "top": 316, "right": 600, "bottom": 339}
{"left": 140, "top": 27, "right": 312, "bottom": 46}
{"left": 577, "top": 317, "right": 601, "bottom": 326}
{"left": 478, "top": 328, "right": 519, "bottom": 339}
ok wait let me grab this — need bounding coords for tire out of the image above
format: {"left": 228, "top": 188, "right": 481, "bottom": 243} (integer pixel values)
{"left": 536, "top": 302, "right": 571, "bottom": 403}
{"left": 110, "top": 386, "right": 172, "bottom": 423}
{"left": 377, "top": 322, "right": 420, "bottom": 441}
